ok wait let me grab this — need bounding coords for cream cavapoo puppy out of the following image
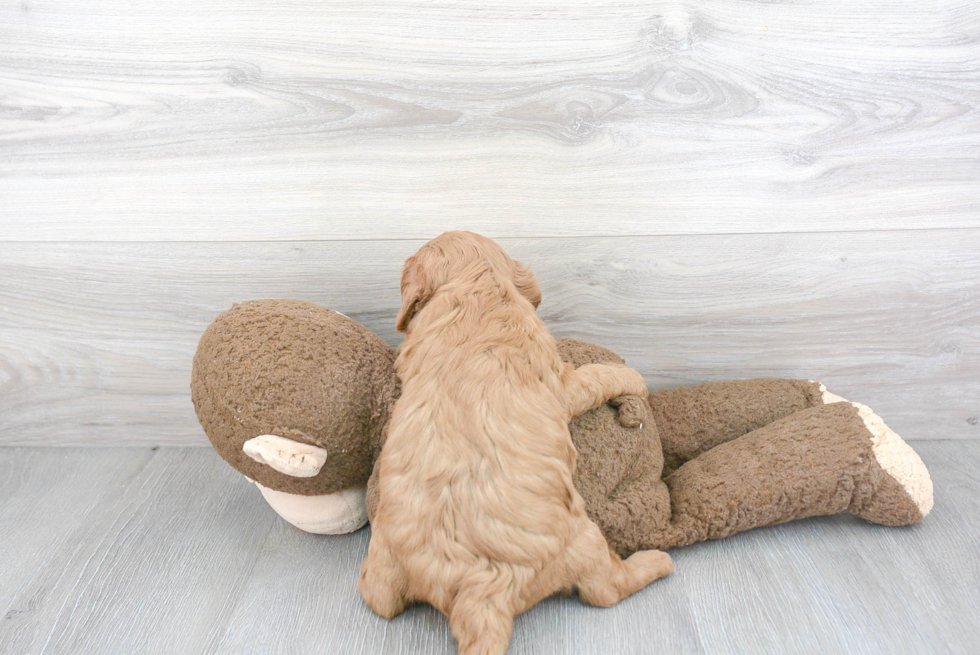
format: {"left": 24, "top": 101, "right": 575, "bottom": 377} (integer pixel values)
{"left": 360, "top": 231, "right": 672, "bottom": 655}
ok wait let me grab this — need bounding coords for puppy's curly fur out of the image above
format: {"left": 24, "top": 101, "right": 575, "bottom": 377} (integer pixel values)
{"left": 359, "top": 232, "right": 673, "bottom": 655}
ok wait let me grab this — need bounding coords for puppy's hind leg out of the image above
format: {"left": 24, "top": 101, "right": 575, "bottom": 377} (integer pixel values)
{"left": 571, "top": 521, "right": 673, "bottom": 608}
{"left": 359, "top": 536, "right": 409, "bottom": 619}
{"left": 448, "top": 589, "right": 515, "bottom": 655}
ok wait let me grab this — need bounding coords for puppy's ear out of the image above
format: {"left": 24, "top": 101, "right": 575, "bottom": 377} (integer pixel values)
{"left": 513, "top": 262, "right": 542, "bottom": 309}
{"left": 396, "top": 254, "right": 432, "bottom": 332}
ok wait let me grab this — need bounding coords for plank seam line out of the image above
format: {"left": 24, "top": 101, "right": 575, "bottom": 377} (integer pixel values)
{"left": 2, "top": 225, "right": 980, "bottom": 245}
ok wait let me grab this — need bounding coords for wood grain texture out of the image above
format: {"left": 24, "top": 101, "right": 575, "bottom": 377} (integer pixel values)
{"left": 1, "top": 0, "right": 978, "bottom": 240}
{"left": 2, "top": 231, "right": 977, "bottom": 446}
{"left": 0, "top": 448, "right": 275, "bottom": 654}
{"left": 677, "top": 441, "right": 980, "bottom": 655}
{"left": 0, "top": 442, "right": 976, "bottom": 654}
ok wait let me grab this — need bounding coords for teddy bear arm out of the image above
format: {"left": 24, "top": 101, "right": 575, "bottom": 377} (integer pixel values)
{"left": 649, "top": 378, "right": 825, "bottom": 476}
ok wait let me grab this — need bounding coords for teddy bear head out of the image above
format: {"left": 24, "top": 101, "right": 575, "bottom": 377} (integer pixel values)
{"left": 191, "top": 299, "right": 399, "bottom": 500}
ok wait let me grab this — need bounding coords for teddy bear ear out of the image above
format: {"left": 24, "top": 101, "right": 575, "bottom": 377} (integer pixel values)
{"left": 242, "top": 434, "right": 328, "bottom": 478}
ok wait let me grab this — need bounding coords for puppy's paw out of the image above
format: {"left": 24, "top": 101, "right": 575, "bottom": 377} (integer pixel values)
{"left": 609, "top": 395, "right": 648, "bottom": 428}
{"left": 627, "top": 549, "right": 674, "bottom": 583}
{"left": 359, "top": 565, "right": 408, "bottom": 620}
{"left": 619, "top": 366, "right": 649, "bottom": 398}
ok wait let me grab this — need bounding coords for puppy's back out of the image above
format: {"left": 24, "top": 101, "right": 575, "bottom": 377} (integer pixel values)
{"left": 377, "top": 339, "right": 583, "bottom": 578}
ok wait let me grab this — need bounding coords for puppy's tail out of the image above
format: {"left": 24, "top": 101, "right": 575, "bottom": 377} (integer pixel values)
{"left": 449, "top": 586, "right": 514, "bottom": 655}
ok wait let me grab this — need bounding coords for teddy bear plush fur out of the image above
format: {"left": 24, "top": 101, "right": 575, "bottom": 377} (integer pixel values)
{"left": 546, "top": 339, "right": 930, "bottom": 555}
{"left": 192, "top": 299, "right": 933, "bottom": 556}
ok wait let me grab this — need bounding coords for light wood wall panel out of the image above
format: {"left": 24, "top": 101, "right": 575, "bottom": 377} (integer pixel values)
{"left": 1, "top": 0, "right": 977, "bottom": 446}
{"left": 1, "top": 0, "right": 978, "bottom": 240}
{"left": 1, "top": 231, "right": 977, "bottom": 445}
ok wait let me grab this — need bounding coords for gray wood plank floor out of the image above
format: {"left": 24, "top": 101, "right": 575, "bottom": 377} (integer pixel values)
{"left": 1, "top": 441, "right": 976, "bottom": 654}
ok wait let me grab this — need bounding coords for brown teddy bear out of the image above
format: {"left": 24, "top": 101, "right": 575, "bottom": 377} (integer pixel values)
{"left": 191, "top": 299, "right": 932, "bottom": 556}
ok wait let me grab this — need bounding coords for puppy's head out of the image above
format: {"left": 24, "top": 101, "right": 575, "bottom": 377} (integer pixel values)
{"left": 396, "top": 231, "right": 542, "bottom": 333}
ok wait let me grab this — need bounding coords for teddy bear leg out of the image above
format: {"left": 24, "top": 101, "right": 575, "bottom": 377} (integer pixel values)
{"left": 584, "top": 468, "right": 674, "bottom": 559}
{"left": 656, "top": 402, "right": 933, "bottom": 549}
{"left": 837, "top": 400, "right": 934, "bottom": 525}
{"left": 648, "top": 378, "right": 826, "bottom": 476}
